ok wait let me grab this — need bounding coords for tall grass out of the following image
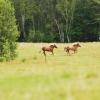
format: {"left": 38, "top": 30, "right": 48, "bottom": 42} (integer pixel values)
{"left": 0, "top": 42, "right": 100, "bottom": 100}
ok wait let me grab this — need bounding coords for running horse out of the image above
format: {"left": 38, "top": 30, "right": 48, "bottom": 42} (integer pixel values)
{"left": 41, "top": 44, "right": 57, "bottom": 56}
{"left": 64, "top": 43, "right": 81, "bottom": 55}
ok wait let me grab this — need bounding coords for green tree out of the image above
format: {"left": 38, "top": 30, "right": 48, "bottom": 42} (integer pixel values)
{"left": 71, "top": 0, "right": 100, "bottom": 42}
{"left": 0, "top": 0, "right": 19, "bottom": 61}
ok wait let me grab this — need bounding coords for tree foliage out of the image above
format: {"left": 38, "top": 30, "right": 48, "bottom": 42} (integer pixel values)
{"left": 12, "top": 0, "right": 100, "bottom": 42}
{"left": 0, "top": 0, "right": 19, "bottom": 61}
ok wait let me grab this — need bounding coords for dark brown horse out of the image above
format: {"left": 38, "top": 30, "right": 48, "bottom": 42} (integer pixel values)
{"left": 64, "top": 43, "right": 81, "bottom": 55}
{"left": 41, "top": 44, "right": 57, "bottom": 56}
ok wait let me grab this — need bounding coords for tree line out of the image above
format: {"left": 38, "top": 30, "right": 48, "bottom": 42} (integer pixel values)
{"left": 12, "top": 0, "right": 100, "bottom": 42}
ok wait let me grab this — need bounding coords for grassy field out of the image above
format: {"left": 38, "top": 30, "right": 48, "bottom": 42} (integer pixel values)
{"left": 0, "top": 42, "right": 100, "bottom": 100}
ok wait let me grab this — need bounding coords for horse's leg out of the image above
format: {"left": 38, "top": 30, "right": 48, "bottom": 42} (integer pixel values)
{"left": 66, "top": 49, "right": 70, "bottom": 55}
{"left": 74, "top": 49, "right": 77, "bottom": 53}
{"left": 75, "top": 49, "right": 78, "bottom": 53}
{"left": 43, "top": 51, "right": 47, "bottom": 62}
{"left": 43, "top": 51, "right": 46, "bottom": 56}
{"left": 51, "top": 50, "right": 54, "bottom": 55}
{"left": 72, "top": 50, "right": 75, "bottom": 54}
{"left": 74, "top": 50, "right": 76, "bottom": 53}
{"left": 68, "top": 50, "right": 71, "bottom": 56}
{"left": 71, "top": 49, "right": 76, "bottom": 54}
{"left": 50, "top": 49, "right": 54, "bottom": 55}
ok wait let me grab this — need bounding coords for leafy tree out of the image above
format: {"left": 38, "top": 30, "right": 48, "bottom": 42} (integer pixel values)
{"left": 56, "top": 0, "right": 78, "bottom": 42}
{"left": 0, "top": 0, "right": 19, "bottom": 61}
{"left": 72, "top": 0, "right": 100, "bottom": 42}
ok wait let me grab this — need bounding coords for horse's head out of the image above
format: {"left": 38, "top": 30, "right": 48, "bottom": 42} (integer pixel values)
{"left": 50, "top": 44, "right": 57, "bottom": 48}
{"left": 53, "top": 44, "right": 57, "bottom": 48}
{"left": 73, "top": 43, "right": 81, "bottom": 48}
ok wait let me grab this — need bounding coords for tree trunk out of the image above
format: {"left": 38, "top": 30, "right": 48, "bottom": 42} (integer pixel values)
{"left": 64, "top": 0, "right": 77, "bottom": 43}
{"left": 32, "top": 16, "right": 35, "bottom": 33}
{"left": 21, "top": 14, "right": 26, "bottom": 41}
{"left": 60, "top": 32, "right": 64, "bottom": 43}
{"left": 54, "top": 19, "right": 64, "bottom": 42}
{"left": 67, "top": 34, "right": 70, "bottom": 43}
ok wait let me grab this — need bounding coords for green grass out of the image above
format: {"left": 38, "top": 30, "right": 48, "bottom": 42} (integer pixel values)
{"left": 0, "top": 42, "right": 100, "bottom": 100}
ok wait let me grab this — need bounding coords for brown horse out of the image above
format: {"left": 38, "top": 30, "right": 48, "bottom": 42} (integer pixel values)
{"left": 64, "top": 43, "right": 81, "bottom": 55}
{"left": 41, "top": 44, "right": 57, "bottom": 56}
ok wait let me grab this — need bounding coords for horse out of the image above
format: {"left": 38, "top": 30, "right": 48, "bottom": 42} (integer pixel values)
{"left": 64, "top": 43, "right": 81, "bottom": 55}
{"left": 41, "top": 44, "right": 57, "bottom": 56}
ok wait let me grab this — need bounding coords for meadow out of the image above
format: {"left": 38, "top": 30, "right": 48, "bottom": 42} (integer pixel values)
{"left": 0, "top": 42, "right": 100, "bottom": 100}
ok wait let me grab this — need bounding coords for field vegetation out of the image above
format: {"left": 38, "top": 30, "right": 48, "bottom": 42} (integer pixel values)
{"left": 0, "top": 43, "right": 100, "bottom": 100}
